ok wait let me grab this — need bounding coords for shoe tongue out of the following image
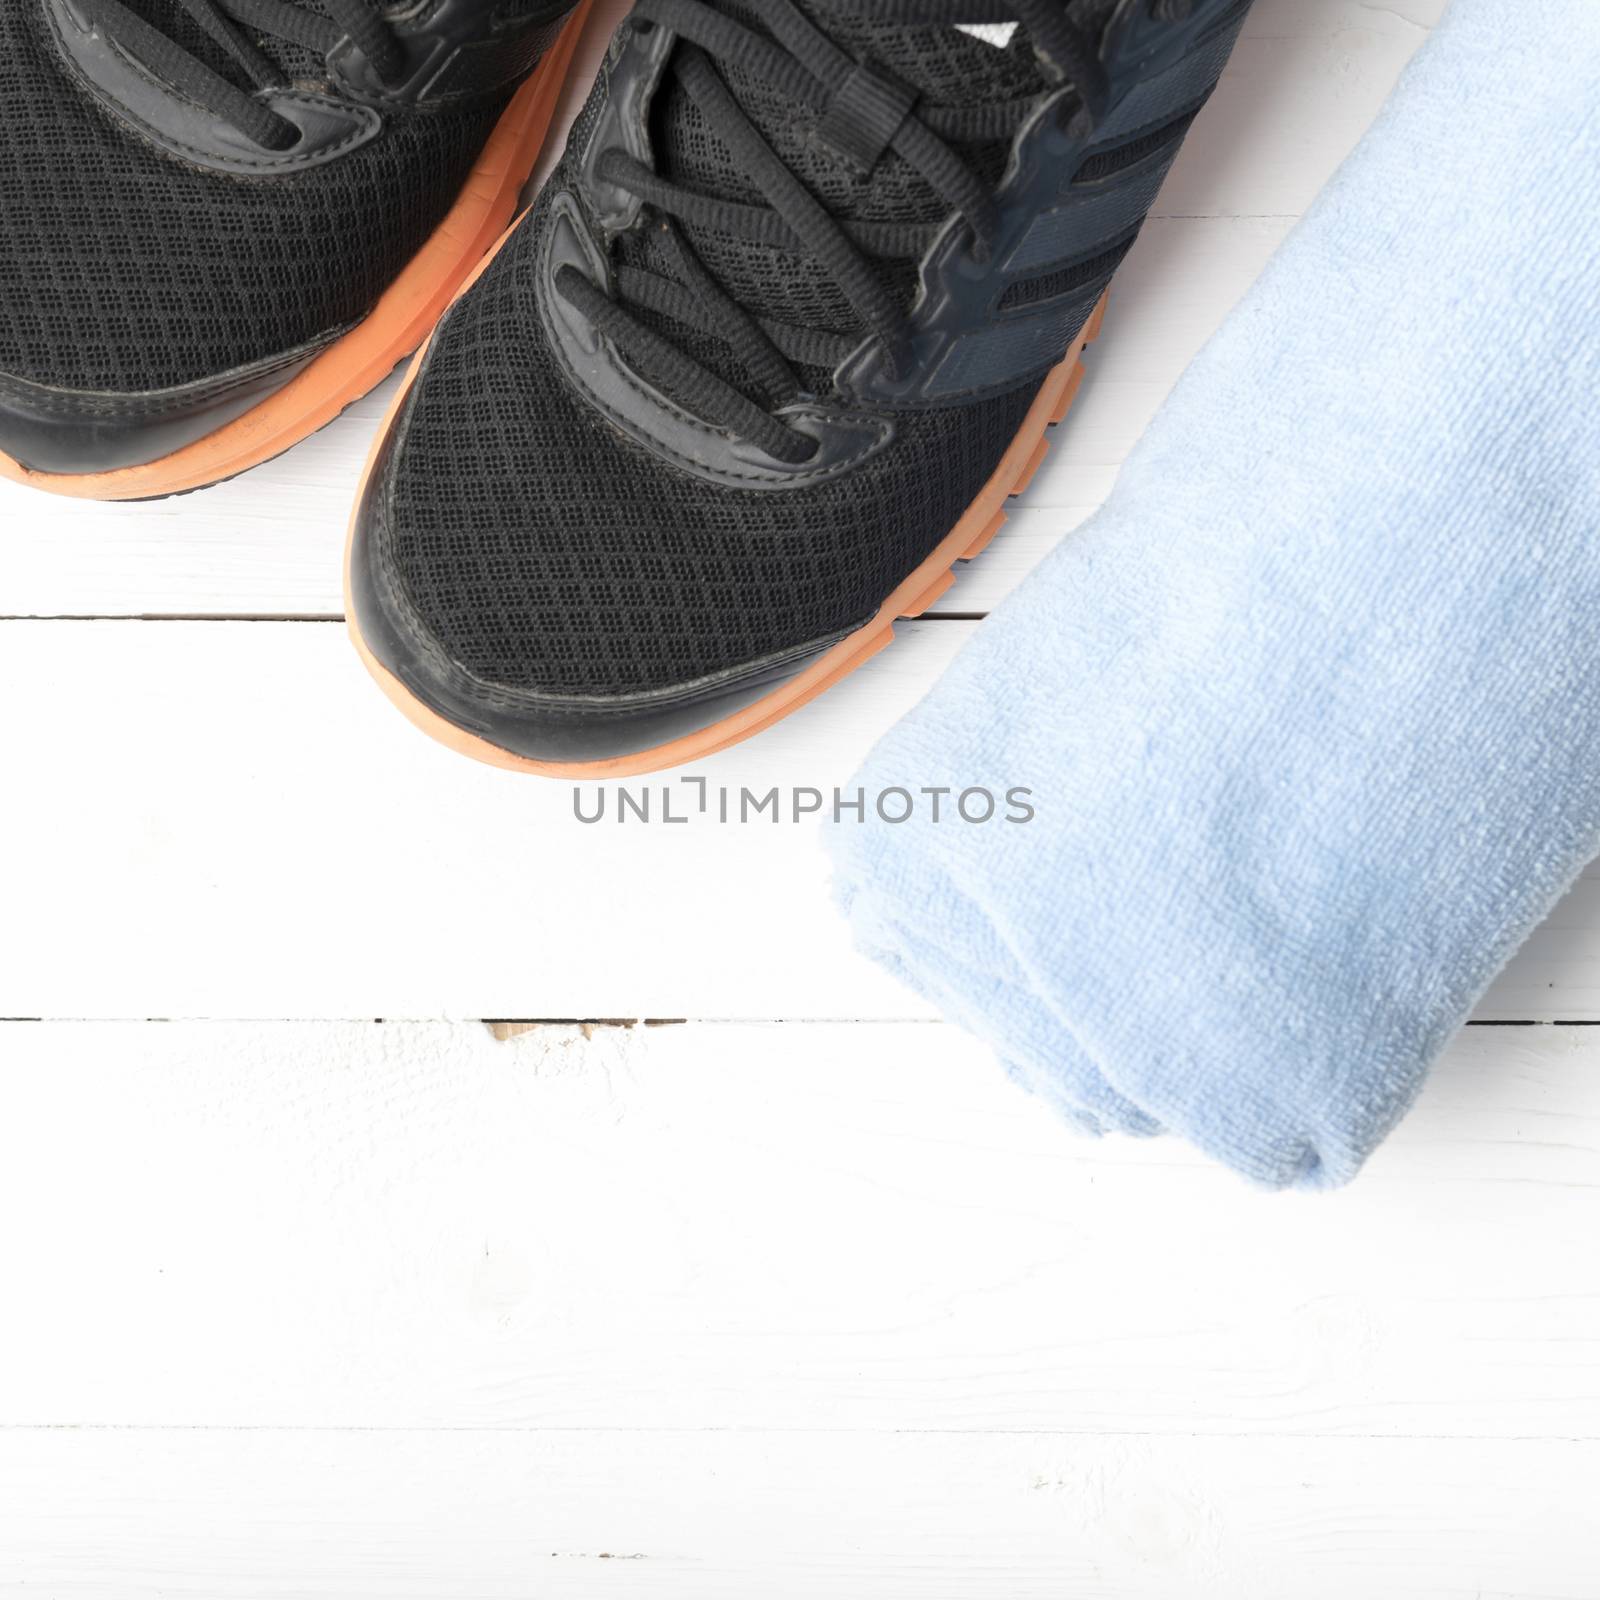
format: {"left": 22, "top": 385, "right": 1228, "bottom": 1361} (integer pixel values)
{"left": 624, "top": 4, "right": 1059, "bottom": 370}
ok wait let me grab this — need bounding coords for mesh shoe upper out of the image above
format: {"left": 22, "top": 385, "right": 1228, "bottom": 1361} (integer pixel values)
{"left": 371, "top": 4, "right": 1077, "bottom": 697}
{"left": 0, "top": 0, "right": 514, "bottom": 393}
{"left": 363, "top": 0, "right": 1253, "bottom": 717}
{"left": 376, "top": 199, "right": 1040, "bottom": 697}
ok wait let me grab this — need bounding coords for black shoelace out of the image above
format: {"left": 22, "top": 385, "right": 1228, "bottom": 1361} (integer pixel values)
{"left": 556, "top": 0, "right": 1116, "bottom": 465}
{"left": 77, "top": 0, "right": 404, "bottom": 150}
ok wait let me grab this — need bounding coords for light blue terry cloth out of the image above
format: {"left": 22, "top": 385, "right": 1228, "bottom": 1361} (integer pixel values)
{"left": 825, "top": 0, "right": 1600, "bottom": 1190}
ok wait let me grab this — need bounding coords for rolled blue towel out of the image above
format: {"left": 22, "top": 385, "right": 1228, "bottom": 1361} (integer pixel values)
{"left": 826, "top": 0, "right": 1600, "bottom": 1189}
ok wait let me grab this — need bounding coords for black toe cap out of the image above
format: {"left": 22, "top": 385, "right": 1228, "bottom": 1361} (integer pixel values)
{"left": 349, "top": 420, "right": 845, "bottom": 766}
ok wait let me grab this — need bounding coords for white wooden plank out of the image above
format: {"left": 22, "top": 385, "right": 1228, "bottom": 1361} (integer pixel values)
{"left": 0, "top": 2, "right": 1439, "bottom": 622}
{"left": 1, "top": 619, "right": 1596, "bottom": 1021}
{"left": 1, "top": 1429, "right": 1594, "bottom": 1600}
{"left": 0, "top": 617, "right": 941, "bottom": 1021}
{"left": 1, "top": 1020, "right": 1596, "bottom": 1435}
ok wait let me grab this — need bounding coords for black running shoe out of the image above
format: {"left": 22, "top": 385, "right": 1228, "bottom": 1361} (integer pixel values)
{"left": 0, "top": 0, "right": 586, "bottom": 500}
{"left": 349, "top": 0, "right": 1254, "bottom": 774}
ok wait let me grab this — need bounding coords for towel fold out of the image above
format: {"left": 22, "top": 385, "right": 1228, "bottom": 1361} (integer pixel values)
{"left": 826, "top": 0, "right": 1600, "bottom": 1189}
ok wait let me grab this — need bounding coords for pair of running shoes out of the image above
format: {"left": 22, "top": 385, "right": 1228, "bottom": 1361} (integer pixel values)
{"left": 1, "top": 0, "right": 1253, "bottom": 774}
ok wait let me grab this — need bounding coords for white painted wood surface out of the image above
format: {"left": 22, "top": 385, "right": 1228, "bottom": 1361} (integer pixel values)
{"left": 9, "top": 2, "right": 1597, "bottom": 1594}
{"left": 1, "top": 1020, "right": 1597, "bottom": 1596}
{"left": 3, "top": 616, "right": 1597, "bottom": 1021}
{"left": 5, "top": 1019, "right": 1598, "bottom": 1433}
{"left": 9, "top": 1431, "right": 1598, "bottom": 1600}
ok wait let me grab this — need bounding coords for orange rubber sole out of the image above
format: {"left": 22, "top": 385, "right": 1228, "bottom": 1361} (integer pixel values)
{"left": 348, "top": 276, "right": 1108, "bottom": 779}
{"left": 0, "top": 0, "right": 591, "bottom": 503}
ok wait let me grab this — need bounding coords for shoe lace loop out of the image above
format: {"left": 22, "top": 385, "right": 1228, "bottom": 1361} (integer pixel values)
{"left": 556, "top": 0, "right": 1114, "bottom": 465}
{"left": 76, "top": 0, "right": 404, "bottom": 150}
